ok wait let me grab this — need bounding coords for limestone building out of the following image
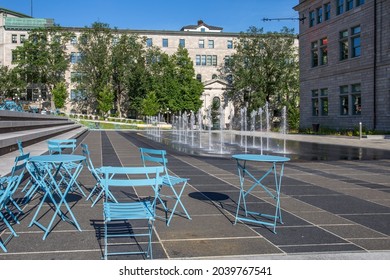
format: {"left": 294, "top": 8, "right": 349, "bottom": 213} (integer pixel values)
{"left": 294, "top": 0, "right": 390, "bottom": 131}
{"left": 1, "top": 8, "right": 237, "bottom": 125}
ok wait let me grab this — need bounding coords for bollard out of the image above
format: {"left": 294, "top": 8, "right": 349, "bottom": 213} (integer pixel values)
{"left": 359, "top": 122, "right": 362, "bottom": 140}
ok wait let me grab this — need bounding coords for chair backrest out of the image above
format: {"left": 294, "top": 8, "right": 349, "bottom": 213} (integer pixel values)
{"left": 0, "top": 176, "right": 18, "bottom": 208}
{"left": 16, "top": 139, "right": 24, "bottom": 155}
{"left": 139, "top": 148, "right": 168, "bottom": 175}
{"left": 48, "top": 139, "right": 76, "bottom": 155}
{"left": 81, "top": 143, "right": 93, "bottom": 170}
{"left": 100, "top": 166, "right": 164, "bottom": 206}
{"left": 9, "top": 153, "right": 29, "bottom": 194}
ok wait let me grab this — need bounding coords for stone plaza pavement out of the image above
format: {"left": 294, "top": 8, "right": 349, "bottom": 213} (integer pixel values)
{"left": 0, "top": 130, "right": 389, "bottom": 260}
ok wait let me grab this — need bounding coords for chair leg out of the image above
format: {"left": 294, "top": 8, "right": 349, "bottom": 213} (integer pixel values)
{"left": 104, "top": 220, "right": 108, "bottom": 260}
{"left": 0, "top": 239, "right": 7, "bottom": 252}
{"left": 1, "top": 212, "right": 18, "bottom": 237}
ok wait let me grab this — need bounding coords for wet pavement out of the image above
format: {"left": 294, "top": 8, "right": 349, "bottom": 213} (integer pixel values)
{"left": 1, "top": 130, "right": 389, "bottom": 260}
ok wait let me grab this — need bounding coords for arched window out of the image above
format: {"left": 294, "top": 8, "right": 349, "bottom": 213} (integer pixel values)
{"left": 196, "top": 74, "right": 202, "bottom": 82}
{"left": 212, "top": 74, "right": 217, "bottom": 79}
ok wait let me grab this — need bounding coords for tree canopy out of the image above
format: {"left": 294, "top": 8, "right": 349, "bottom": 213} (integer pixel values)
{"left": 13, "top": 27, "right": 73, "bottom": 108}
{"left": 220, "top": 26, "right": 299, "bottom": 129}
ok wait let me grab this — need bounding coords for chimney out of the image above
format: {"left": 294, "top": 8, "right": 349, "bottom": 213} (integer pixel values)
{"left": 197, "top": 20, "right": 204, "bottom": 26}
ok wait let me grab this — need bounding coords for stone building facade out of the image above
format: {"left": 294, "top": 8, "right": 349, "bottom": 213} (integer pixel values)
{"left": 1, "top": 8, "right": 237, "bottom": 125}
{"left": 294, "top": 0, "right": 390, "bottom": 131}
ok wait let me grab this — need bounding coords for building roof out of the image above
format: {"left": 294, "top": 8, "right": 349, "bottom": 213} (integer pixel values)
{"left": 180, "top": 20, "right": 223, "bottom": 32}
{"left": 0, "top": 7, "right": 31, "bottom": 18}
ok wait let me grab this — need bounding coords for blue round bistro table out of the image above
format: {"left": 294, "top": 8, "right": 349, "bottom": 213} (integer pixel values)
{"left": 28, "top": 154, "right": 85, "bottom": 240}
{"left": 232, "top": 154, "right": 290, "bottom": 234}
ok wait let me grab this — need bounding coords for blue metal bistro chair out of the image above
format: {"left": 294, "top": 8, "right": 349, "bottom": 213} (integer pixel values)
{"left": 0, "top": 153, "right": 29, "bottom": 252}
{"left": 101, "top": 166, "right": 164, "bottom": 260}
{"left": 139, "top": 148, "right": 191, "bottom": 226}
{"left": 47, "top": 139, "right": 76, "bottom": 155}
{"left": 0, "top": 176, "right": 19, "bottom": 252}
{"left": 0, "top": 153, "right": 30, "bottom": 222}
{"left": 81, "top": 143, "right": 117, "bottom": 207}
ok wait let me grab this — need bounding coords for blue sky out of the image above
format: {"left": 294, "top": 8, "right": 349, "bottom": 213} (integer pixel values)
{"left": 1, "top": 0, "right": 299, "bottom": 33}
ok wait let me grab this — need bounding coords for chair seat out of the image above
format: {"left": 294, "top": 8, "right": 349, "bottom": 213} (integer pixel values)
{"left": 163, "top": 175, "right": 188, "bottom": 186}
{"left": 104, "top": 201, "right": 154, "bottom": 221}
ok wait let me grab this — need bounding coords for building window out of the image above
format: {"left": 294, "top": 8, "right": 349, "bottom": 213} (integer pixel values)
{"left": 199, "top": 39, "right": 204, "bottom": 48}
{"left": 337, "top": 0, "right": 344, "bottom": 15}
{"left": 224, "top": 56, "right": 231, "bottom": 67}
{"left": 162, "top": 38, "right": 168, "bottom": 47}
{"left": 206, "top": 55, "right": 212, "bottom": 66}
{"left": 317, "top": 7, "right": 323, "bottom": 24}
{"left": 320, "top": 89, "right": 329, "bottom": 116}
{"left": 146, "top": 38, "right": 153, "bottom": 47}
{"left": 346, "top": 0, "right": 354, "bottom": 11}
{"left": 227, "top": 40, "right": 233, "bottom": 49}
{"left": 70, "top": 52, "right": 82, "bottom": 64}
{"left": 212, "top": 55, "right": 217, "bottom": 66}
{"left": 179, "top": 38, "right": 185, "bottom": 47}
{"left": 12, "top": 34, "right": 17, "bottom": 43}
{"left": 312, "top": 90, "right": 319, "bottom": 116}
{"left": 201, "top": 55, "right": 206, "bottom": 65}
{"left": 20, "top": 34, "right": 26, "bottom": 43}
{"left": 320, "top": 38, "right": 328, "bottom": 65}
{"left": 196, "top": 74, "right": 202, "bottom": 82}
{"left": 324, "top": 3, "right": 331, "bottom": 20}
{"left": 339, "top": 30, "right": 349, "bottom": 60}
{"left": 200, "top": 28, "right": 206, "bottom": 32}
{"left": 196, "top": 55, "right": 201, "bottom": 66}
{"left": 311, "top": 38, "right": 327, "bottom": 67}
{"left": 212, "top": 74, "right": 218, "bottom": 79}
{"left": 309, "top": 10, "right": 315, "bottom": 27}
{"left": 70, "top": 90, "right": 84, "bottom": 101}
{"left": 351, "top": 26, "right": 361, "bottom": 57}
{"left": 12, "top": 50, "right": 18, "bottom": 62}
{"left": 356, "top": 0, "right": 365, "bottom": 7}
{"left": 340, "top": 85, "right": 349, "bottom": 115}
{"left": 70, "top": 36, "right": 77, "bottom": 45}
{"left": 208, "top": 40, "right": 214, "bottom": 49}
{"left": 311, "top": 41, "right": 319, "bottom": 67}
{"left": 70, "top": 72, "right": 82, "bottom": 83}
{"left": 351, "top": 83, "right": 361, "bottom": 115}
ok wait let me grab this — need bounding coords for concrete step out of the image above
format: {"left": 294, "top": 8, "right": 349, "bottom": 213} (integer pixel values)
{"left": 0, "top": 123, "right": 87, "bottom": 156}
{"left": 0, "top": 126, "right": 88, "bottom": 176}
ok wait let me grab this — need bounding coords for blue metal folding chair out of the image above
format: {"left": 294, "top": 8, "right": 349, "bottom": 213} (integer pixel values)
{"left": 0, "top": 176, "right": 19, "bottom": 252}
{"left": 81, "top": 143, "right": 117, "bottom": 207}
{"left": 0, "top": 153, "right": 30, "bottom": 221}
{"left": 101, "top": 166, "right": 164, "bottom": 259}
{"left": 17, "top": 140, "right": 42, "bottom": 200}
{"left": 47, "top": 139, "right": 76, "bottom": 155}
{"left": 0, "top": 153, "right": 29, "bottom": 252}
{"left": 139, "top": 148, "right": 191, "bottom": 226}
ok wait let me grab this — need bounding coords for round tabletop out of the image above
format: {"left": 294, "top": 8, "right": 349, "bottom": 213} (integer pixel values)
{"left": 232, "top": 154, "right": 290, "bottom": 163}
{"left": 30, "top": 154, "right": 85, "bottom": 163}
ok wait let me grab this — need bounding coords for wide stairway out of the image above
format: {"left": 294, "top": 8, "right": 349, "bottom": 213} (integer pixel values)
{"left": 0, "top": 110, "right": 87, "bottom": 156}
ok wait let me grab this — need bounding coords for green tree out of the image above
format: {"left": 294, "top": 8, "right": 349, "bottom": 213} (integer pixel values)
{"left": 52, "top": 82, "right": 68, "bottom": 109}
{"left": 13, "top": 27, "right": 73, "bottom": 109}
{"left": 145, "top": 48, "right": 180, "bottom": 114}
{"left": 111, "top": 34, "right": 148, "bottom": 118}
{"left": 75, "top": 22, "right": 113, "bottom": 114}
{"left": 141, "top": 91, "right": 160, "bottom": 116}
{"left": 220, "top": 26, "right": 299, "bottom": 129}
{"left": 172, "top": 46, "right": 203, "bottom": 113}
{"left": 0, "top": 66, "right": 25, "bottom": 100}
{"left": 145, "top": 46, "right": 203, "bottom": 116}
{"left": 97, "top": 85, "right": 114, "bottom": 117}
